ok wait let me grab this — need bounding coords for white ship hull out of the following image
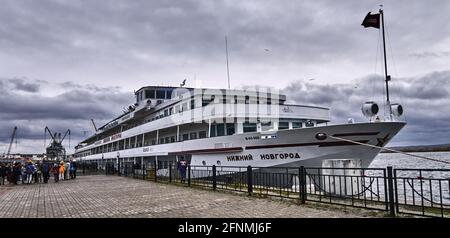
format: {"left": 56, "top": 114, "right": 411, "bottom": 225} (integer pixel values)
{"left": 82, "top": 121, "right": 405, "bottom": 169}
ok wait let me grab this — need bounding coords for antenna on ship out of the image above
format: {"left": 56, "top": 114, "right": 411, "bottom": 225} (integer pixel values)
{"left": 225, "top": 36, "right": 231, "bottom": 90}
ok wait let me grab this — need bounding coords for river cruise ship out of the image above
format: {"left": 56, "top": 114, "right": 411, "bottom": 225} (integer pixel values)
{"left": 74, "top": 86, "right": 405, "bottom": 171}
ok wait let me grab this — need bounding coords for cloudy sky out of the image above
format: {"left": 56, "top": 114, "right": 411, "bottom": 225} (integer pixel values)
{"left": 1, "top": 0, "right": 449, "bottom": 154}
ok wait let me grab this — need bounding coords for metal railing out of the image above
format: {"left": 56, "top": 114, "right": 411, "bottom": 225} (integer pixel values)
{"left": 83, "top": 162, "right": 450, "bottom": 218}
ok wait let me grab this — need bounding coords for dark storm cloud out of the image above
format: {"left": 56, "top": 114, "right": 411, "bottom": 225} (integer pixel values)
{"left": 0, "top": 77, "right": 43, "bottom": 93}
{"left": 1, "top": 0, "right": 449, "bottom": 69}
{"left": 0, "top": 78, "right": 134, "bottom": 144}
{"left": 282, "top": 70, "right": 450, "bottom": 146}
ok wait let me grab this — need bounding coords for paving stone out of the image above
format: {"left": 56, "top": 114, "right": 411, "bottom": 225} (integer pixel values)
{"left": 0, "top": 175, "right": 371, "bottom": 218}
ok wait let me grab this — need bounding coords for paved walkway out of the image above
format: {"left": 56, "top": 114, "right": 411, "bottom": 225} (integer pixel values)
{"left": 0, "top": 175, "right": 378, "bottom": 218}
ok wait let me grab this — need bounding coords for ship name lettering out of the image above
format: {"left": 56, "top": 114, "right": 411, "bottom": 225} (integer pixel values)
{"left": 260, "top": 153, "right": 300, "bottom": 160}
{"left": 226, "top": 154, "right": 253, "bottom": 161}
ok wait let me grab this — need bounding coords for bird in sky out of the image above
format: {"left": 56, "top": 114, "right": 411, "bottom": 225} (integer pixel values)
{"left": 180, "top": 79, "right": 186, "bottom": 87}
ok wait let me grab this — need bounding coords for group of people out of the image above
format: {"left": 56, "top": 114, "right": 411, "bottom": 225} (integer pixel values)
{"left": 0, "top": 160, "right": 78, "bottom": 185}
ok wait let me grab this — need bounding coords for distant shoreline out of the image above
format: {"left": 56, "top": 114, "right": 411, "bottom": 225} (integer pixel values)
{"left": 382, "top": 144, "right": 450, "bottom": 153}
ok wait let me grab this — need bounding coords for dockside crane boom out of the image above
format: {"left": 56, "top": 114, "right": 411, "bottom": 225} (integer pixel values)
{"left": 6, "top": 126, "right": 18, "bottom": 158}
{"left": 91, "top": 119, "right": 98, "bottom": 132}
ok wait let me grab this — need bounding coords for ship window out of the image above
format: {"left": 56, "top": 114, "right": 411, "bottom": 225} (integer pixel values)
{"left": 210, "top": 125, "right": 217, "bottom": 137}
{"left": 169, "top": 107, "right": 173, "bottom": 115}
{"left": 267, "top": 97, "right": 272, "bottom": 105}
{"left": 175, "top": 105, "right": 181, "bottom": 113}
{"left": 305, "top": 120, "right": 315, "bottom": 127}
{"left": 190, "top": 98, "right": 195, "bottom": 109}
{"left": 151, "top": 140, "right": 156, "bottom": 145}
{"left": 160, "top": 138, "right": 164, "bottom": 144}
{"left": 145, "top": 90, "right": 155, "bottom": 99}
{"left": 171, "top": 136, "right": 176, "bottom": 143}
{"left": 202, "top": 95, "right": 215, "bottom": 106}
{"left": 226, "top": 123, "right": 235, "bottom": 135}
{"left": 199, "top": 131, "right": 207, "bottom": 138}
{"left": 217, "top": 124, "right": 225, "bottom": 136}
{"left": 166, "top": 89, "right": 173, "bottom": 99}
{"left": 190, "top": 132, "right": 197, "bottom": 140}
{"left": 279, "top": 122, "right": 289, "bottom": 130}
{"left": 234, "top": 95, "right": 238, "bottom": 104}
{"left": 156, "top": 90, "right": 165, "bottom": 99}
{"left": 245, "top": 96, "right": 249, "bottom": 104}
{"left": 261, "top": 122, "right": 272, "bottom": 131}
{"left": 165, "top": 137, "right": 170, "bottom": 144}
{"left": 243, "top": 122, "right": 257, "bottom": 133}
{"left": 292, "top": 122, "right": 302, "bottom": 128}
{"left": 182, "top": 102, "right": 188, "bottom": 112}
{"left": 164, "top": 109, "right": 169, "bottom": 117}
{"left": 182, "top": 134, "right": 189, "bottom": 141}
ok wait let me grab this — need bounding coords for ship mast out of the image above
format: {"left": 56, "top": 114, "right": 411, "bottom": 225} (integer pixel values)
{"left": 380, "top": 7, "right": 392, "bottom": 120}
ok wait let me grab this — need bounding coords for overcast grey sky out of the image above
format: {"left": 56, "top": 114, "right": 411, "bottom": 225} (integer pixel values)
{"left": 1, "top": 0, "right": 449, "bottom": 154}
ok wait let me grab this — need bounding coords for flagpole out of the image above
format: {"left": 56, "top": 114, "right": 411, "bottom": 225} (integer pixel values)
{"left": 380, "top": 8, "right": 392, "bottom": 120}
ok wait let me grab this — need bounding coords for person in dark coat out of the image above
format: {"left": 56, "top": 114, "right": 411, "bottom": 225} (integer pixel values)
{"left": 42, "top": 162, "right": 51, "bottom": 183}
{"left": 0, "top": 163, "right": 6, "bottom": 185}
{"left": 177, "top": 158, "right": 188, "bottom": 183}
{"left": 71, "top": 161, "right": 77, "bottom": 179}
{"left": 51, "top": 164, "right": 60, "bottom": 183}
{"left": 13, "top": 163, "right": 22, "bottom": 185}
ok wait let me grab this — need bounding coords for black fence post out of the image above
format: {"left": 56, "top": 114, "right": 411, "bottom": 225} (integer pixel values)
{"left": 212, "top": 165, "right": 217, "bottom": 191}
{"left": 299, "top": 166, "right": 306, "bottom": 204}
{"left": 118, "top": 161, "right": 121, "bottom": 176}
{"left": 247, "top": 166, "right": 253, "bottom": 196}
{"left": 387, "top": 166, "right": 396, "bottom": 217}
{"left": 169, "top": 162, "right": 172, "bottom": 183}
{"left": 188, "top": 165, "right": 191, "bottom": 187}
{"left": 154, "top": 160, "right": 157, "bottom": 182}
{"left": 142, "top": 164, "right": 145, "bottom": 180}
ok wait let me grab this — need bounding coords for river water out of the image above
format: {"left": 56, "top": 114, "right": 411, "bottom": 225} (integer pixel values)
{"left": 369, "top": 151, "right": 450, "bottom": 206}
{"left": 370, "top": 151, "right": 450, "bottom": 169}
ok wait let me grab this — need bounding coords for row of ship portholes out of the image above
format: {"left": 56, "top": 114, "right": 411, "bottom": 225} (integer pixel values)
{"left": 201, "top": 160, "right": 221, "bottom": 166}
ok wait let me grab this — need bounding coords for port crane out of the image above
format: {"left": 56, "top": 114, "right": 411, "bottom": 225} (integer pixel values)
{"left": 2, "top": 126, "right": 18, "bottom": 159}
{"left": 44, "top": 127, "right": 70, "bottom": 161}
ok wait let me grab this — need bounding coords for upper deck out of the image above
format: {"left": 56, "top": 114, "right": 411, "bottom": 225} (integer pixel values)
{"left": 76, "top": 86, "right": 330, "bottom": 151}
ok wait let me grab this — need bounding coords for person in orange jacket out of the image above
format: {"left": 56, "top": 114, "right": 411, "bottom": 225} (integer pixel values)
{"left": 59, "top": 161, "right": 65, "bottom": 181}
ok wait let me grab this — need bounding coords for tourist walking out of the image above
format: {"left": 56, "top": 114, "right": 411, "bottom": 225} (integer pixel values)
{"left": 0, "top": 163, "right": 6, "bottom": 185}
{"left": 72, "top": 160, "right": 77, "bottom": 179}
{"left": 25, "top": 162, "right": 35, "bottom": 184}
{"left": 42, "top": 162, "right": 51, "bottom": 183}
{"left": 59, "top": 161, "right": 65, "bottom": 181}
{"left": 177, "top": 158, "right": 188, "bottom": 183}
{"left": 13, "top": 163, "right": 21, "bottom": 185}
{"left": 65, "top": 161, "right": 70, "bottom": 180}
{"left": 51, "top": 164, "right": 59, "bottom": 183}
